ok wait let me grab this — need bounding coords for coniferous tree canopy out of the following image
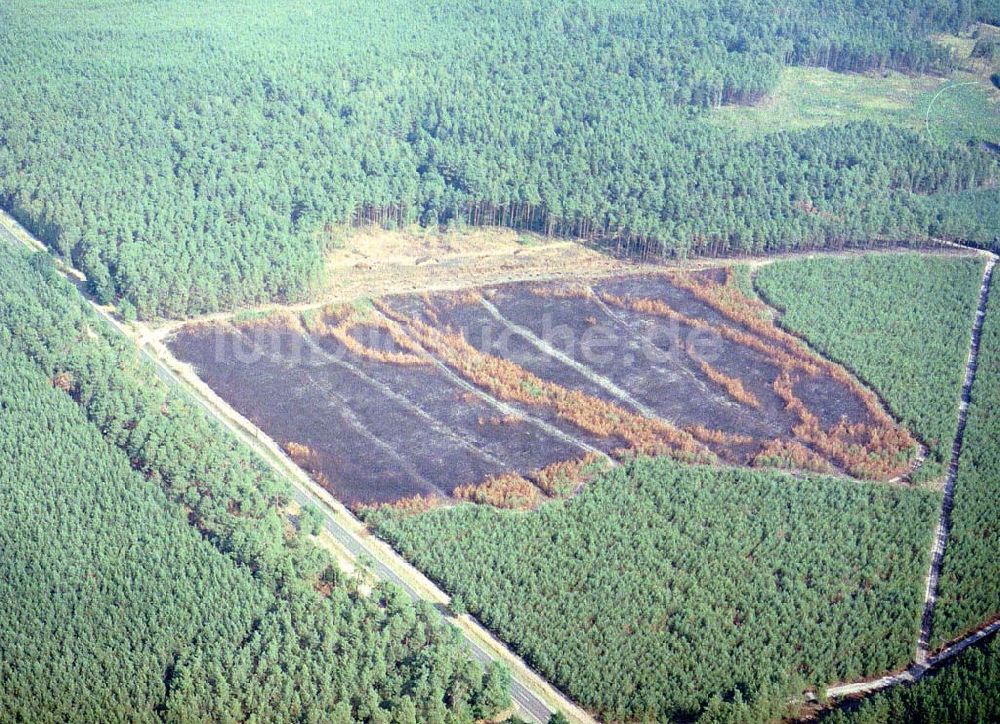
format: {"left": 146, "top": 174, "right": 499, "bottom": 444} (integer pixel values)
{"left": 754, "top": 254, "right": 986, "bottom": 480}
{"left": 825, "top": 634, "right": 1000, "bottom": 723}
{"left": 365, "top": 253, "right": 999, "bottom": 720}
{"left": 934, "top": 270, "right": 1000, "bottom": 646}
{"left": 0, "top": 0, "right": 996, "bottom": 317}
{"left": 1, "top": 0, "right": 998, "bottom": 718}
{"left": 0, "top": 243, "right": 510, "bottom": 722}
{"left": 368, "top": 457, "right": 939, "bottom": 721}
{"left": 755, "top": 253, "right": 1000, "bottom": 649}
{"left": 921, "top": 188, "right": 1000, "bottom": 252}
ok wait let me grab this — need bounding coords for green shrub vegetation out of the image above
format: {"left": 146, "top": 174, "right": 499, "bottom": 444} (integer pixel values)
{"left": 934, "top": 270, "right": 1000, "bottom": 645}
{"left": 0, "top": 1, "right": 997, "bottom": 316}
{"left": 755, "top": 253, "right": 985, "bottom": 480}
{"left": 913, "top": 77, "right": 1000, "bottom": 148}
{"left": 973, "top": 35, "right": 1000, "bottom": 60}
{"left": 368, "top": 458, "right": 939, "bottom": 721}
{"left": 0, "top": 243, "right": 508, "bottom": 721}
{"left": 826, "top": 633, "right": 1000, "bottom": 722}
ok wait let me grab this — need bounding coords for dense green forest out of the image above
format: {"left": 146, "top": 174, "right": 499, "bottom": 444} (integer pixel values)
{"left": 825, "top": 633, "right": 1000, "bottom": 722}
{"left": 0, "top": 242, "right": 509, "bottom": 722}
{"left": 755, "top": 253, "right": 985, "bottom": 481}
{"left": 1, "top": 0, "right": 997, "bottom": 316}
{"left": 934, "top": 269, "right": 1000, "bottom": 646}
{"left": 0, "top": 345, "right": 273, "bottom": 720}
{"left": 368, "top": 458, "right": 939, "bottom": 721}
{"left": 922, "top": 188, "right": 1000, "bottom": 252}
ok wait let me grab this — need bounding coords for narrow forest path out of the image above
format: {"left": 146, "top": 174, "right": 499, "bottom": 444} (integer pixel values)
{"left": 11, "top": 200, "right": 997, "bottom": 719}
{"left": 806, "top": 247, "right": 998, "bottom": 711}
{"left": 145, "top": 242, "right": 977, "bottom": 335}
{"left": 917, "top": 251, "right": 996, "bottom": 663}
{"left": 821, "top": 619, "right": 1000, "bottom": 702}
{"left": 0, "top": 209, "right": 595, "bottom": 724}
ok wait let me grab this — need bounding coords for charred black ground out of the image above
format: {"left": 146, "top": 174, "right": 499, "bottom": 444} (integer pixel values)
{"left": 168, "top": 271, "right": 914, "bottom": 507}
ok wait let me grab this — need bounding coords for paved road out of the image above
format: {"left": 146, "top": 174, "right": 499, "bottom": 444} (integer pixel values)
{"left": 0, "top": 212, "right": 586, "bottom": 724}
{"left": 158, "top": 353, "right": 560, "bottom": 723}
{"left": 10, "top": 208, "right": 998, "bottom": 719}
{"left": 293, "top": 485, "right": 554, "bottom": 722}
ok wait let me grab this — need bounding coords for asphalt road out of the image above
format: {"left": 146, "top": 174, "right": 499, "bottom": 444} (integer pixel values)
{"left": 0, "top": 217, "right": 562, "bottom": 724}
{"left": 283, "top": 468, "right": 554, "bottom": 723}
{"left": 16, "top": 210, "right": 991, "bottom": 721}
{"left": 158, "top": 349, "right": 556, "bottom": 722}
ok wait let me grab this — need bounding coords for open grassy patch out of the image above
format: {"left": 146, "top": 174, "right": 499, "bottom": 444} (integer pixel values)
{"left": 709, "top": 30, "right": 999, "bottom": 147}
{"left": 915, "top": 76, "right": 1000, "bottom": 146}
{"left": 707, "top": 67, "right": 940, "bottom": 140}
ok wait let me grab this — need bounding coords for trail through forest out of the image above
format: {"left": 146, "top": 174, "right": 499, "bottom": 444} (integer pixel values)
{"left": 819, "top": 619, "right": 1000, "bottom": 703}
{"left": 807, "top": 247, "right": 998, "bottom": 710}
{"left": 917, "top": 251, "right": 996, "bottom": 662}
{"left": 145, "top": 241, "right": 976, "bottom": 335}
{"left": 6, "top": 204, "right": 999, "bottom": 719}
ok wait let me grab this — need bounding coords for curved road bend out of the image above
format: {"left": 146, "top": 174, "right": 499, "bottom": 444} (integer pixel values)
{"left": 0, "top": 211, "right": 590, "bottom": 724}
